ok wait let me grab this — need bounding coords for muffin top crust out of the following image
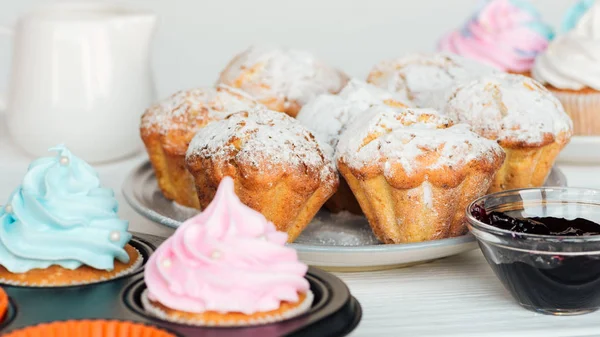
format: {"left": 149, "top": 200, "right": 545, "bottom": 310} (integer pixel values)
{"left": 366, "top": 52, "right": 498, "bottom": 108}
{"left": 296, "top": 79, "right": 411, "bottom": 150}
{"left": 439, "top": 73, "right": 573, "bottom": 148}
{"left": 186, "top": 107, "right": 338, "bottom": 188}
{"left": 336, "top": 106, "right": 505, "bottom": 188}
{"left": 141, "top": 85, "right": 260, "bottom": 154}
{"left": 217, "top": 46, "right": 349, "bottom": 114}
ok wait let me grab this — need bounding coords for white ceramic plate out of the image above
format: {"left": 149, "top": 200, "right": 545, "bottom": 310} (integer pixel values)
{"left": 123, "top": 161, "right": 567, "bottom": 271}
{"left": 557, "top": 136, "right": 600, "bottom": 164}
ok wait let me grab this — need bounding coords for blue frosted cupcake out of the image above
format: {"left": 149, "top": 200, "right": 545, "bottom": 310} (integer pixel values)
{"left": 0, "top": 145, "right": 142, "bottom": 286}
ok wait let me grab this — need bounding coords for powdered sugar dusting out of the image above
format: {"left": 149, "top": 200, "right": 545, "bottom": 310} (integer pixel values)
{"left": 218, "top": 46, "right": 348, "bottom": 108}
{"left": 141, "top": 85, "right": 260, "bottom": 135}
{"left": 440, "top": 73, "right": 573, "bottom": 145}
{"left": 367, "top": 52, "right": 498, "bottom": 108}
{"left": 186, "top": 107, "right": 336, "bottom": 183}
{"left": 297, "top": 79, "right": 411, "bottom": 150}
{"left": 336, "top": 106, "right": 503, "bottom": 175}
{"left": 423, "top": 181, "right": 433, "bottom": 209}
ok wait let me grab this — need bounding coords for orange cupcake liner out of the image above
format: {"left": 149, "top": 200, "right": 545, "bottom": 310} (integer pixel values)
{"left": 141, "top": 290, "right": 314, "bottom": 327}
{"left": 0, "top": 245, "right": 143, "bottom": 287}
{"left": 3, "top": 320, "right": 177, "bottom": 337}
{"left": 0, "top": 287, "right": 7, "bottom": 319}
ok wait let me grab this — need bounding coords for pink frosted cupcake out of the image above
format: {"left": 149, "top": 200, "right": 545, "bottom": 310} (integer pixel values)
{"left": 142, "top": 177, "right": 313, "bottom": 326}
{"left": 438, "top": 0, "right": 554, "bottom": 74}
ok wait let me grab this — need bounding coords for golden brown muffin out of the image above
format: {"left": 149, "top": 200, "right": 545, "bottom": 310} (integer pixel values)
{"left": 140, "top": 85, "right": 261, "bottom": 208}
{"left": 440, "top": 73, "right": 573, "bottom": 192}
{"left": 366, "top": 52, "right": 498, "bottom": 108}
{"left": 216, "top": 46, "right": 349, "bottom": 117}
{"left": 185, "top": 108, "right": 339, "bottom": 242}
{"left": 336, "top": 106, "right": 505, "bottom": 244}
{"left": 297, "top": 79, "right": 411, "bottom": 214}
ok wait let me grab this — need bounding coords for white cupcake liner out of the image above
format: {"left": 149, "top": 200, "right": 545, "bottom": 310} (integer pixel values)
{"left": 141, "top": 289, "right": 314, "bottom": 327}
{"left": 0, "top": 247, "right": 144, "bottom": 287}
{"left": 550, "top": 90, "right": 600, "bottom": 136}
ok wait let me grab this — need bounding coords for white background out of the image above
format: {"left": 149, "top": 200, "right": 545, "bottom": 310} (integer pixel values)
{"left": 0, "top": 0, "right": 574, "bottom": 99}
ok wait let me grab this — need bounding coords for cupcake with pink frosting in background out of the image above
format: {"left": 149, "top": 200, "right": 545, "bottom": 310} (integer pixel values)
{"left": 142, "top": 176, "right": 313, "bottom": 326}
{"left": 438, "top": 0, "right": 554, "bottom": 75}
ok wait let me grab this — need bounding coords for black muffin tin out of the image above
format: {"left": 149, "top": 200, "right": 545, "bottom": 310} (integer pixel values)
{"left": 0, "top": 232, "right": 362, "bottom": 337}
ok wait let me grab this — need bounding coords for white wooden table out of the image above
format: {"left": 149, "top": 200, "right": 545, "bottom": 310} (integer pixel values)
{"left": 1, "top": 117, "right": 599, "bottom": 336}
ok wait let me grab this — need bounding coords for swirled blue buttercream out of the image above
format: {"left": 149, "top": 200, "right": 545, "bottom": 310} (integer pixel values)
{"left": 0, "top": 145, "right": 131, "bottom": 273}
{"left": 562, "top": 0, "right": 595, "bottom": 32}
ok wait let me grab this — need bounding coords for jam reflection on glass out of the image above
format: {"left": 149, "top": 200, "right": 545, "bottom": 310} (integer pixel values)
{"left": 473, "top": 205, "right": 600, "bottom": 314}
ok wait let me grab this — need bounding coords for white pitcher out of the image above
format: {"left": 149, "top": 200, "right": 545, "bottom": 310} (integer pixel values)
{"left": 4, "top": 2, "right": 156, "bottom": 163}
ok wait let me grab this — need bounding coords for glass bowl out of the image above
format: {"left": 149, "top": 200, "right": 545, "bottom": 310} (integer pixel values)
{"left": 466, "top": 187, "right": 600, "bottom": 316}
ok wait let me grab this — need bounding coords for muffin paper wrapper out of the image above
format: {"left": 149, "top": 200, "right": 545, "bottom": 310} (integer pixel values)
{"left": 141, "top": 289, "right": 314, "bottom": 327}
{"left": 0, "top": 247, "right": 143, "bottom": 287}
{"left": 0, "top": 286, "right": 7, "bottom": 318}
{"left": 550, "top": 90, "right": 600, "bottom": 136}
{"left": 3, "top": 319, "right": 175, "bottom": 337}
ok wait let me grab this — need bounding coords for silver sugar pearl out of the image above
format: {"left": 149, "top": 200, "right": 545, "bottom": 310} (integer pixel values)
{"left": 162, "top": 258, "right": 172, "bottom": 268}
{"left": 109, "top": 230, "right": 121, "bottom": 242}
{"left": 258, "top": 234, "right": 268, "bottom": 241}
{"left": 59, "top": 156, "right": 70, "bottom": 166}
{"left": 211, "top": 250, "right": 222, "bottom": 259}
{"left": 4, "top": 204, "right": 13, "bottom": 214}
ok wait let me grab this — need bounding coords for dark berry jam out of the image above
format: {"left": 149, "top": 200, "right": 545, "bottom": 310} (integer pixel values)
{"left": 473, "top": 205, "right": 600, "bottom": 314}
{"left": 472, "top": 204, "right": 600, "bottom": 236}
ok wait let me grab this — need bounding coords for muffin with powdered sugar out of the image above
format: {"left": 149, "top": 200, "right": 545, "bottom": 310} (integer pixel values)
{"left": 185, "top": 107, "right": 338, "bottom": 242}
{"left": 297, "top": 79, "right": 411, "bottom": 214}
{"left": 217, "top": 46, "right": 349, "bottom": 117}
{"left": 439, "top": 73, "right": 572, "bottom": 192}
{"left": 140, "top": 85, "right": 262, "bottom": 209}
{"left": 336, "top": 106, "right": 505, "bottom": 244}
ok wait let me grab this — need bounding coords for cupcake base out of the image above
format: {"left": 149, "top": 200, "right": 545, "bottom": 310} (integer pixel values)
{"left": 0, "top": 244, "right": 143, "bottom": 287}
{"left": 141, "top": 136, "right": 200, "bottom": 209}
{"left": 188, "top": 170, "right": 337, "bottom": 243}
{"left": 163, "top": 152, "right": 200, "bottom": 209}
{"left": 141, "top": 290, "right": 314, "bottom": 327}
{"left": 339, "top": 163, "right": 494, "bottom": 244}
{"left": 489, "top": 137, "right": 568, "bottom": 193}
{"left": 547, "top": 87, "right": 600, "bottom": 136}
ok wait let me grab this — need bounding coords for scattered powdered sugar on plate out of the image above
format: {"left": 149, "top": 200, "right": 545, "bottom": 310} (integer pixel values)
{"left": 294, "top": 210, "right": 381, "bottom": 246}
{"left": 217, "top": 45, "right": 348, "bottom": 107}
{"left": 367, "top": 52, "right": 498, "bottom": 108}
{"left": 336, "top": 106, "right": 503, "bottom": 175}
{"left": 186, "top": 107, "right": 336, "bottom": 182}
{"left": 439, "top": 73, "right": 573, "bottom": 146}
{"left": 297, "top": 79, "right": 411, "bottom": 150}
{"left": 141, "top": 84, "right": 260, "bottom": 135}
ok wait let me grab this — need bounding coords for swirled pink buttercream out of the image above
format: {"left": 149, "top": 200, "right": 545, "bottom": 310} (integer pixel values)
{"left": 144, "top": 177, "right": 309, "bottom": 315}
{"left": 438, "top": 0, "right": 554, "bottom": 73}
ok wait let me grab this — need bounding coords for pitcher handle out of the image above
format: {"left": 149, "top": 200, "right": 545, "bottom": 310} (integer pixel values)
{"left": 0, "top": 25, "right": 12, "bottom": 111}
